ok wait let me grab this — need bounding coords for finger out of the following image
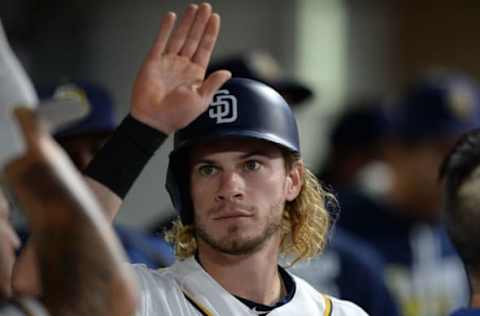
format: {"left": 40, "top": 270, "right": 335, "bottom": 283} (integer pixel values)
{"left": 148, "top": 12, "right": 177, "bottom": 58}
{"left": 192, "top": 13, "right": 220, "bottom": 69}
{"left": 199, "top": 70, "right": 231, "bottom": 100}
{"left": 179, "top": 3, "right": 212, "bottom": 58}
{"left": 164, "top": 4, "right": 199, "bottom": 55}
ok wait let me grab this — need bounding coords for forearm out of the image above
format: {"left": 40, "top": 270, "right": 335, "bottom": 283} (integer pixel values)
{"left": 84, "top": 114, "right": 168, "bottom": 221}
{"left": 4, "top": 148, "right": 137, "bottom": 316}
{"left": 83, "top": 176, "right": 122, "bottom": 222}
{"left": 34, "top": 213, "right": 136, "bottom": 316}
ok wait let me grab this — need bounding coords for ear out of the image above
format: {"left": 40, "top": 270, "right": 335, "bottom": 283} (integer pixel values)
{"left": 285, "top": 160, "right": 304, "bottom": 201}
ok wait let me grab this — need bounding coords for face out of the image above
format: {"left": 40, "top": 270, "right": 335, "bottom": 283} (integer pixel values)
{"left": 0, "top": 191, "right": 20, "bottom": 299}
{"left": 189, "top": 139, "right": 302, "bottom": 256}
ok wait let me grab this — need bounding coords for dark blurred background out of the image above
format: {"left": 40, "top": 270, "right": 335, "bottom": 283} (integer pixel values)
{"left": 3, "top": 0, "right": 480, "bottom": 228}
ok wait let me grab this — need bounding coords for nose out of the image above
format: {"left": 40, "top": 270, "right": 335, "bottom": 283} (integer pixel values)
{"left": 215, "top": 170, "right": 244, "bottom": 202}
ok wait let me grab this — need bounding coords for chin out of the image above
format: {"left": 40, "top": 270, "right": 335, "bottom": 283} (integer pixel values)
{"left": 216, "top": 228, "right": 277, "bottom": 255}
{"left": 217, "top": 237, "right": 266, "bottom": 256}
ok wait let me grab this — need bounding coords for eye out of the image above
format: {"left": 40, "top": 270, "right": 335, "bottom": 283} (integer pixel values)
{"left": 244, "top": 160, "right": 261, "bottom": 172}
{"left": 197, "top": 164, "right": 218, "bottom": 177}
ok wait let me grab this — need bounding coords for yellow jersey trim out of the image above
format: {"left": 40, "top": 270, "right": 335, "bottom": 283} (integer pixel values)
{"left": 322, "top": 294, "right": 333, "bottom": 316}
{"left": 182, "top": 290, "right": 214, "bottom": 316}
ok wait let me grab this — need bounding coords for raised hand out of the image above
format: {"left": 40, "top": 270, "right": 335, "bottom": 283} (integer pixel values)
{"left": 131, "top": 3, "right": 231, "bottom": 134}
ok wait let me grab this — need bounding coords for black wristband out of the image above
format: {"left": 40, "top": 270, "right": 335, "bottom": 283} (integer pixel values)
{"left": 84, "top": 114, "right": 168, "bottom": 198}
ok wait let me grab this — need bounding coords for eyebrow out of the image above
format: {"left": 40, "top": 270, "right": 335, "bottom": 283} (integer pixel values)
{"left": 240, "top": 150, "right": 274, "bottom": 159}
{"left": 192, "top": 150, "right": 275, "bottom": 165}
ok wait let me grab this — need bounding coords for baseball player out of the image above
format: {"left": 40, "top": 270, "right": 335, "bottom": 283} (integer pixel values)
{"left": 84, "top": 3, "right": 368, "bottom": 315}
{"left": 337, "top": 71, "right": 477, "bottom": 316}
{"left": 440, "top": 128, "right": 480, "bottom": 316}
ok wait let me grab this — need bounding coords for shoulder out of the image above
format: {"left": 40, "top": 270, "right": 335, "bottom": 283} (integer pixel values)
{"left": 132, "top": 264, "right": 195, "bottom": 316}
{"left": 130, "top": 258, "right": 213, "bottom": 315}
{"left": 131, "top": 263, "right": 176, "bottom": 286}
{"left": 130, "top": 263, "right": 183, "bottom": 315}
{"left": 292, "top": 274, "right": 369, "bottom": 316}
{"left": 131, "top": 259, "right": 251, "bottom": 316}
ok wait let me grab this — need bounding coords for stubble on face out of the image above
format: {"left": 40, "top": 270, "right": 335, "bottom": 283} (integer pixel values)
{"left": 195, "top": 198, "right": 285, "bottom": 256}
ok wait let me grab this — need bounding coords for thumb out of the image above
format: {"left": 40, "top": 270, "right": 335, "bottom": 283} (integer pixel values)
{"left": 199, "top": 70, "right": 231, "bottom": 101}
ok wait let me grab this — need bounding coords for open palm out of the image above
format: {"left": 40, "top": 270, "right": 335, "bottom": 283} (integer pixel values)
{"left": 131, "top": 3, "right": 231, "bottom": 134}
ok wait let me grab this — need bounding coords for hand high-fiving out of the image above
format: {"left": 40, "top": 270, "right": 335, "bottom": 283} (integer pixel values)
{"left": 131, "top": 3, "right": 231, "bottom": 134}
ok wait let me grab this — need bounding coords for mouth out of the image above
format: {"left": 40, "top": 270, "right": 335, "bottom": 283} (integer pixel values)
{"left": 214, "top": 213, "right": 252, "bottom": 220}
{"left": 212, "top": 206, "right": 253, "bottom": 220}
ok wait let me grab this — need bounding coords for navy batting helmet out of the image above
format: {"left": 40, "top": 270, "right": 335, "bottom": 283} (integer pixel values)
{"left": 165, "top": 77, "right": 300, "bottom": 224}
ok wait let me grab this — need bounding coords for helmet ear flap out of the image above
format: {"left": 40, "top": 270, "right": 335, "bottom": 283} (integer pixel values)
{"left": 166, "top": 150, "right": 195, "bottom": 225}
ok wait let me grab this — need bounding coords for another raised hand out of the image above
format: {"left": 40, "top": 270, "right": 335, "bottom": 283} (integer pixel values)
{"left": 131, "top": 3, "right": 231, "bottom": 134}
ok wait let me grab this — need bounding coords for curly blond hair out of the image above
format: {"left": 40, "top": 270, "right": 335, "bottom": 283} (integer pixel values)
{"left": 164, "top": 152, "right": 333, "bottom": 266}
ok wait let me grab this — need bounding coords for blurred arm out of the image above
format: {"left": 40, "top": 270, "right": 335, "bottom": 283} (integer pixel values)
{"left": 84, "top": 176, "right": 122, "bottom": 222}
{"left": 3, "top": 108, "right": 137, "bottom": 316}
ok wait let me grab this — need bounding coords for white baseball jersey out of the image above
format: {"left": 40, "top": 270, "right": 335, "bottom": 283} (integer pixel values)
{"left": 132, "top": 257, "right": 368, "bottom": 316}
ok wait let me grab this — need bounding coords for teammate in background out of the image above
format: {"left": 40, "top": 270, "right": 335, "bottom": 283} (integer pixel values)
{"left": 306, "top": 99, "right": 399, "bottom": 316}
{"left": 317, "top": 99, "right": 387, "bottom": 192}
{"left": 207, "top": 52, "right": 313, "bottom": 106}
{"left": 84, "top": 3, "right": 368, "bottom": 315}
{"left": 441, "top": 128, "right": 480, "bottom": 316}
{"left": 39, "top": 82, "right": 117, "bottom": 172}
{"left": 338, "top": 71, "right": 478, "bottom": 316}
{"left": 40, "top": 81, "right": 175, "bottom": 268}
{"left": 289, "top": 224, "right": 400, "bottom": 316}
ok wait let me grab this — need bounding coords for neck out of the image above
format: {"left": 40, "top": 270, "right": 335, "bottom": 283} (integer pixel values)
{"left": 197, "top": 235, "right": 284, "bottom": 305}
